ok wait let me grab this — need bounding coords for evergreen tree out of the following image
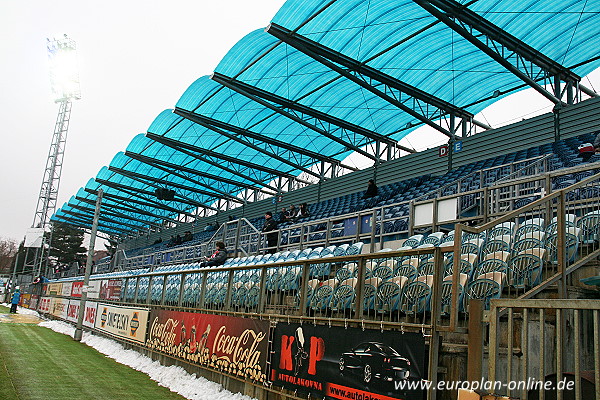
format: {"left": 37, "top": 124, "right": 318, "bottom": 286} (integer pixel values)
{"left": 49, "top": 225, "right": 87, "bottom": 266}
{"left": 0, "top": 237, "right": 18, "bottom": 275}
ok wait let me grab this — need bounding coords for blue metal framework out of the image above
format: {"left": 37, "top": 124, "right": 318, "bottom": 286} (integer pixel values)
{"left": 52, "top": 0, "right": 600, "bottom": 236}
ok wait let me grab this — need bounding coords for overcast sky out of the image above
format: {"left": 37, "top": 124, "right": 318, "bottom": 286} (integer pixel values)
{"left": 0, "top": 0, "right": 598, "bottom": 245}
{"left": 0, "top": 0, "right": 287, "bottom": 243}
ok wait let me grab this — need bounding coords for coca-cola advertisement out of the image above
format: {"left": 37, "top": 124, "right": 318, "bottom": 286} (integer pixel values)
{"left": 146, "top": 309, "right": 270, "bottom": 383}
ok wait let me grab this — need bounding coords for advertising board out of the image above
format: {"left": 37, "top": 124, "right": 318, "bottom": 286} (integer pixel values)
{"left": 271, "top": 324, "right": 426, "bottom": 400}
{"left": 66, "top": 300, "right": 98, "bottom": 328}
{"left": 50, "top": 298, "right": 69, "bottom": 319}
{"left": 61, "top": 282, "right": 73, "bottom": 297}
{"left": 38, "top": 297, "right": 52, "bottom": 313}
{"left": 71, "top": 281, "right": 84, "bottom": 298}
{"left": 146, "top": 309, "right": 270, "bottom": 382}
{"left": 95, "top": 303, "right": 148, "bottom": 344}
{"left": 47, "top": 283, "right": 63, "bottom": 296}
{"left": 100, "top": 279, "right": 122, "bottom": 301}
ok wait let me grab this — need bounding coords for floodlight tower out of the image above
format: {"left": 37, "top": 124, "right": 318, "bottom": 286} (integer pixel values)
{"left": 25, "top": 34, "right": 81, "bottom": 278}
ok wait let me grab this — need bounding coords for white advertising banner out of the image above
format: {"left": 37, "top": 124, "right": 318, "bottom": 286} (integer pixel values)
{"left": 24, "top": 228, "right": 45, "bottom": 248}
{"left": 437, "top": 197, "right": 458, "bottom": 223}
{"left": 61, "top": 282, "right": 73, "bottom": 297}
{"left": 95, "top": 303, "right": 148, "bottom": 344}
{"left": 51, "top": 298, "right": 69, "bottom": 319}
{"left": 86, "top": 280, "right": 101, "bottom": 299}
{"left": 66, "top": 300, "right": 98, "bottom": 328}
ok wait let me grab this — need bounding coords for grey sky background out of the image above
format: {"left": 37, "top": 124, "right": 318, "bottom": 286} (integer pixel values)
{"left": 0, "top": 0, "right": 287, "bottom": 243}
{"left": 0, "top": 0, "right": 598, "bottom": 246}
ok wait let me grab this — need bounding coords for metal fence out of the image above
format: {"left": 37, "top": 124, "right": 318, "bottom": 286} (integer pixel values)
{"left": 487, "top": 299, "right": 600, "bottom": 400}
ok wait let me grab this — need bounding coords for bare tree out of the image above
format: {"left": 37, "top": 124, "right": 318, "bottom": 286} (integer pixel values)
{"left": 0, "top": 237, "right": 17, "bottom": 275}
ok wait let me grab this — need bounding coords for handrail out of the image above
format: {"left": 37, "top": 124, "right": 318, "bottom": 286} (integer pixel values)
{"left": 490, "top": 154, "right": 551, "bottom": 185}
{"left": 413, "top": 155, "right": 545, "bottom": 202}
{"left": 459, "top": 170, "right": 600, "bottom": 235}
{"left": 454, "top": 171, "right": 600, "bottom": 319}
{"left": 46, "top": 244, "right": 462, "bottom": 333}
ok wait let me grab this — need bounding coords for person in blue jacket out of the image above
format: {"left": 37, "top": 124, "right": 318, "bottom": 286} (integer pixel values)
{"left": 10, "top": 288, "right": 20, "bottom": 313}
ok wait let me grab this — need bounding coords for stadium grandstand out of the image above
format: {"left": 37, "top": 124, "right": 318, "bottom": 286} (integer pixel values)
{"left": 11, "top": 0, "right": 600, "bottom": 399}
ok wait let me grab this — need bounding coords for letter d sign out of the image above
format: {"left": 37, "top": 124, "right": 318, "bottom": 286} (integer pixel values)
{"left": 439, "top": 145, "right": 449, "bottom": 157}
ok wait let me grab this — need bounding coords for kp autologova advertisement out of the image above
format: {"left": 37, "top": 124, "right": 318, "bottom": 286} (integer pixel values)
{"left": 146, "top": 309, "right": 270, "bottom": 383}
{"left": 271, "top": 324, "right": 426, "bottom": 400}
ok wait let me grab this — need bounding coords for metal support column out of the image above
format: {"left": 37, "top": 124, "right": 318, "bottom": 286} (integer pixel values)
{"left": 74, "top": 189, "right": 103, "bottom": 342}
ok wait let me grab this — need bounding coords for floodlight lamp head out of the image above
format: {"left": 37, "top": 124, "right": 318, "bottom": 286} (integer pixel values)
{"left": 47, "top": 34, "right": 81, "bottom": 103}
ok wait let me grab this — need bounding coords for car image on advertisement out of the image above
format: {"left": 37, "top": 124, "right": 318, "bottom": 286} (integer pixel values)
{"left": 339, "top": 342, "right": 411, "bottom": 384}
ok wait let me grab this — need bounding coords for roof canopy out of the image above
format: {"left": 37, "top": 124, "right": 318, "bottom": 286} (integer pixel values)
{"left": 52, "top": 0, "right": 600, "bottom": 235}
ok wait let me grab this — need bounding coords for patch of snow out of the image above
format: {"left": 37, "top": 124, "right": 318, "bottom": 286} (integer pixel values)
{"left": 2, "top": 303, "right": 43, "bottom": 316}
{"left": 17, "top": 306, "right": 42, "bottom": 316}
{"left": 39, "top": 320, "right": 256, "bottom": 400}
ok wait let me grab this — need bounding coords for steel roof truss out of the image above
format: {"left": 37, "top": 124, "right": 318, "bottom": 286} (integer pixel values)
{"left": 68, "top": 202, "right": 161, "bottom": 229}
{"left": 120, "top": 153, "right": 245, "bottom": 204}
{"left": 75, "top": 195, "right": 179, "bottom": 226}
{"left": 174, "top": 108, "right": 359, "bottom": 174}
{"left": 267, "top": 23, "right": 492, "bottom": 138}
{"left": 124, "top": 150, "right": 266, "bottom": 193}
{"left": 171, "top": 109, "right": 320, "bottom": 180}
{"left": 211, "top": 73, "right": 381, "bottom": 162}
{"left": 93, "top": 180, "right": 199, "bottom": 218}
{"left": 414, "top": 0, "right": 581, "bottom": 106}
{"left": 79, "top": 189, "right": 190, "bottom": 221}
{"left": 143, "top": 134, "right": 280, "bottom": 193}
{"left": 60, "top": 208, "right": 144, "bottom": 231}
{"left": 107, "top": 166, "right": 220, "bottom": 211}
{"left": 54, "top": 214, "right": 131, "bottom": 235}
{"left": 145, "top": 132, "right": 305, "bottom": 184}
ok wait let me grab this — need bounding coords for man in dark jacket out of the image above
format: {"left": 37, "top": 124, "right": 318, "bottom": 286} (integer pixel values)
{"left": 182, "top": 231, "right": 194, "bottom": 243}
{"left": 262, "top": 212, "right": 279, "bottom": 254}
{"left": 200, "top": 241, "right": 227, "bottom": 267}
{"left": 362, "top": 179, "right": 379, "bottom": 199}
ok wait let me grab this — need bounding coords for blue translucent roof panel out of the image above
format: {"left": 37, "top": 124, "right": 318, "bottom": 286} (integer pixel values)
{"left": 53, "top": 0, "right": 600, "bottom": 235}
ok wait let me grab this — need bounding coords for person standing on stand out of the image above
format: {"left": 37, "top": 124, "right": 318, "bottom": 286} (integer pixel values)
{"left": 10, "top": 288, "right": 20, "bottom": 313}
{"left": 262, "top": 212, "right": 279, "bottom": 254}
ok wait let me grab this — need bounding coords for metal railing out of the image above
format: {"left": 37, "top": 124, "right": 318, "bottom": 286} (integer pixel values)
{"left": 116, "top": 219, "right": 262, "bottom": 270}
{"left": 413, "top": 155, "right": 548, "bottom": 202}
{"left": 487, "top": 299, "right": 600, "bottom": 400}
{"left": 453, "top": 172, "right": 600, "bottom": 399}
{"left": 112, "top": 161, "right": 600, "bottom": 274}
{"left": 43, "top": 246, "right": 466, "bottom": 400}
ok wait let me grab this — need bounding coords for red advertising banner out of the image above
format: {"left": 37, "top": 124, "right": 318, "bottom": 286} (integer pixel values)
{"left": 146, "top": 309, "right": 270, "bottom": 383}
{"left": 38, "top": 297, "right": 52, "bottom": 313}
{"left": 100, "top": 279, "right": 122, "bottom": 300}
{"left": 71, "top": 281, "right": 84, "bottom": 298}
{"left": 66, "top": 300, "right": 97, "bottom": 328}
